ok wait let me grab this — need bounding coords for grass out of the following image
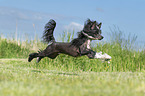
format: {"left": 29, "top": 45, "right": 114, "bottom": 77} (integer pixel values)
{"left": 0, "top": 38, "right": 30, "bottom": 58}
{"left": 0, "top": 29, "right": 145, "bottom": 96}
{"left": 0, "top": 31, "right": 145, "bottom": 72}
{"left": 0, "top": 59, "right": 145, "bottom": 96}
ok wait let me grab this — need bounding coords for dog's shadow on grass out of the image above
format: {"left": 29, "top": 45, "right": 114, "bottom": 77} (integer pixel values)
{"left": 31, "top": 70, "right": 79, "bottom": 76}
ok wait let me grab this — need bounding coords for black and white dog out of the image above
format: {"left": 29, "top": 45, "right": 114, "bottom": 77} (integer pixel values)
{"left": 28, "top": 19, "right": 111, "bottom": 63}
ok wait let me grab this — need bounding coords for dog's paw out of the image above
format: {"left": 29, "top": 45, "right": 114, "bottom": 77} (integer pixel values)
{"left": 103, "top": 53, "right": 112, "bottom": 60}
{"left": 28, "top": 56, "right": 33, "bottom": 62}
{"left": 28, "top": 53, "right": 38, "bottom": 62}
{"left": 94, "top": 51, "right": 112, "bottom": 60}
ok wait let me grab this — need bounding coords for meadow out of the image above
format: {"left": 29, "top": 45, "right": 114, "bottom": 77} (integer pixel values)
{"left": 0, "top": 30, "right": 145, "bottom": 96}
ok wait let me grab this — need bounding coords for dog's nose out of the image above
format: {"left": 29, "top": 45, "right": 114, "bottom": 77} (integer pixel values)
{"left": 98, "top": 36, "right": 104, "bottom": 40}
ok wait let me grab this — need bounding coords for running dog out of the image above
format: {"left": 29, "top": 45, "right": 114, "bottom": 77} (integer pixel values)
{"left": 28, "top": 19, "right": 111, "bottom": 63}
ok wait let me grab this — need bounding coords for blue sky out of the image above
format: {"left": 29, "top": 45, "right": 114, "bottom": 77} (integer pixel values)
{"left": 0, "top": 0, "right": 145, "bottom": 47}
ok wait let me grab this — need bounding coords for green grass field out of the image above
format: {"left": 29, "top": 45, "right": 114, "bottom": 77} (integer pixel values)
{"left": 0, "top": 31, "right": 145, "bottom": 96}
{"left": 0, "top": 59, "right": 144, "bottom": 96}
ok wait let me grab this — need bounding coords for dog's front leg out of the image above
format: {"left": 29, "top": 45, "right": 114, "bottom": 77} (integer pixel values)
{"left": 79, "top": 48, "right": 92, "bottom": 56}
{"left": 87, "top": 50, "right": 96, "bottom": 59}
{"left": 87, "top": 50, "right": 112, "bottom": 60}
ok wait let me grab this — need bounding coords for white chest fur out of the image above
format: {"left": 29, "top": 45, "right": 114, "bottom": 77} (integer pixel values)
{"left": 87, "top": 39, "right": 91, "bottom": 49}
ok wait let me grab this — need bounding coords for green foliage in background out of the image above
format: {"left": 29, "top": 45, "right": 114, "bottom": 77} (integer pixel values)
{"left": 0, "top": 29, "right": 144, "bottom": 72}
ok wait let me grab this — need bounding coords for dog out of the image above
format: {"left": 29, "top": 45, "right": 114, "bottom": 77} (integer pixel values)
{"left": 28, "top": 19, "right": 111, "bottom": 63}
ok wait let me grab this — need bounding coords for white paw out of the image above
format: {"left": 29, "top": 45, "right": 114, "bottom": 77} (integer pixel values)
{"left": 94, "top": 51, "right": 112, "bottom": 60}
{"left": 103, "top": 53, "right": 112, "bottom": 60}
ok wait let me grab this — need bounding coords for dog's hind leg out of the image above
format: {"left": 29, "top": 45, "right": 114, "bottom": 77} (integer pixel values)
{"left": 28, "top": 50, "right": 59, "bottom": 62}
{"left": 36, "top": 57, "right": 44, "bottom": 63}
{"left": 49, "top": 53, "right": 59, "bottom": 59}
{"left": 36, "top": 53, "right": 59, "bottom": 63}
{"left": 28, "top": 53, "right": 39, "bottom": 62}
{"left": 36, "top": 53, "right": 58, "bottom": 63}
{"left": 28, "top": 50, "right": 47, "bottom": 62}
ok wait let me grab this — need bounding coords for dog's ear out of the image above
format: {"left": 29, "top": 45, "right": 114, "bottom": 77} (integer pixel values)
{"left": 98, "top": 22, "right": 102, "bottom": 28}
{"left": 87, "top": 19, "right": 91, "bottom": 22}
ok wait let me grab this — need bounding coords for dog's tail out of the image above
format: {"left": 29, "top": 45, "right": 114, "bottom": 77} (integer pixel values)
{"left": 42, "top": 19, "right": 56, "bottom": 43}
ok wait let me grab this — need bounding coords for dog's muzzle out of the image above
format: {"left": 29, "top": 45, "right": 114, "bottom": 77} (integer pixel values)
{"left": 97, "top": 35, "right": 104, "bottom": 40}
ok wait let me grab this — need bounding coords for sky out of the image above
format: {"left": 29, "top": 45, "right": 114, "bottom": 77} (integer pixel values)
{"left": 0, "top": 0, "right": 145, "bottom": 47}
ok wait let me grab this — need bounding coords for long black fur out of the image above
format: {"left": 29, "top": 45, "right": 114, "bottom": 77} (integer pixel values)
{"left": 42, "top": 19, "right": 56, "bottom": 43}
{"left": 28, "top": 19, "right": 103, "bottom": 62}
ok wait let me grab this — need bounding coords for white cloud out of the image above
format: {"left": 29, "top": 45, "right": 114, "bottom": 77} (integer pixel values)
{"left": 64, "top": 22, "right": 83, "bottom": 32}
{"left": 0, "top": 6, "right": 83, "bottom": 40}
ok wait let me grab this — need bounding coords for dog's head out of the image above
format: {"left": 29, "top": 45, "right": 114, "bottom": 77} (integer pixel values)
{"left": 82, "top": 19, "right": 103, "bottom": 40}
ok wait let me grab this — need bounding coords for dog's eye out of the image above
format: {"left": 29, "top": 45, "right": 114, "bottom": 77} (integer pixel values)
{"left": 96, "top": 26, "right": 100, "bottom": 30}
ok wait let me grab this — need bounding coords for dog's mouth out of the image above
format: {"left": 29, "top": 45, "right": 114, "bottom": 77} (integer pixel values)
{"left": 82, "top": 32, "right": 103, "bottom": 40}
